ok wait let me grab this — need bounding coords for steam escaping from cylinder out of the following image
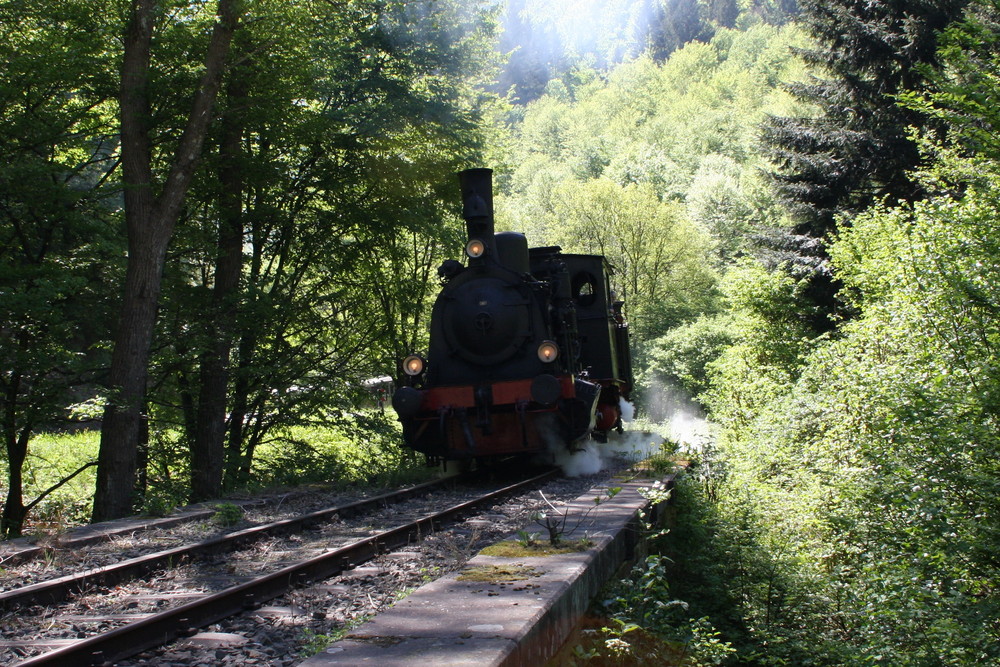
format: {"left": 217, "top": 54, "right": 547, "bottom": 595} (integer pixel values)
{"left": 668, "top": 408, "right": 711, "bottom": 454}
{"left": 601, "top": 428, "right": 663, "bottom": 463}
{"left": 552, "top": 441, "right": 606, "bottom": 477}
{"left": 534, "top": 403, "right": 665, "bottom": 477}
{"left": 619, "top": 397, "right": 635, "bottom": 422}
{"left": 533, "top": 414, "right": 597, "bottom": 476}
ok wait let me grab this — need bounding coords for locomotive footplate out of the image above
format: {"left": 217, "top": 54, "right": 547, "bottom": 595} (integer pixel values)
{"left": 412, "top": 375, "right": 575, "bottom": 413}
{"left": 395, "top": 375, "right": 601, "bottom": 458}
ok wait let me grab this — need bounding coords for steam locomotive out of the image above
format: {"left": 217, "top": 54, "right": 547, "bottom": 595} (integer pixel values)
{"left": 391, "top": 168, "right": 633, "bottom": 465}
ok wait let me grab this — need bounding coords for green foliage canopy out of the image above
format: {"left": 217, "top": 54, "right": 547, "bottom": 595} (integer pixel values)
{"left": 695, "top": 5, "right": 1000, "bottom": 660}
{"left": 497, "top": 23, "right": 810, "bottom": 353}
{"left": 0, "top": 0, "right": 120, "bottom": 536}
{"left": 1, "top": 0, "right": 499, "bottom": 530}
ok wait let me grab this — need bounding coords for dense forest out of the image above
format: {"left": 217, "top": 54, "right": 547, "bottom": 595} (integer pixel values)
{"left": 3, "top": 0, "right": 1000, "bottom": 663}
{"left": 1, "top": 0, "right": 499, "bottom": 530}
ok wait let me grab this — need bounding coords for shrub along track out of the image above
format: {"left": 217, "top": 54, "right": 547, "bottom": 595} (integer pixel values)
{"left": 0, "top": 468, "right": 576, "bottom": 666}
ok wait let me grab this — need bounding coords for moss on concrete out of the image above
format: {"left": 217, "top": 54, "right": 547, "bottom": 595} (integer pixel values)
{"left": 456, "top": 564, "right": 542, "bottom": 583}
{"left": 480, "top": 539, "right": 593, "bottom": 558}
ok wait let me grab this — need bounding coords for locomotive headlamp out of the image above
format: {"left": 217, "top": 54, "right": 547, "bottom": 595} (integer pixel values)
{"left": 537, "top": 341, "right": 559, "bottom": 363}
{"left": 466, "top": 238, "right": 486, "bottom": 258}
{"left": 402, "top": 354, "right": 425, "bottom": 376}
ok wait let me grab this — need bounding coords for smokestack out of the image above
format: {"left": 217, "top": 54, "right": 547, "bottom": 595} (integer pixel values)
{"left": 458, "top": 168, "right": 494, "bottom": 242}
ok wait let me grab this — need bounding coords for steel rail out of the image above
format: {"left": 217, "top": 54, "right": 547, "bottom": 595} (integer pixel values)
{"left": 14, "top": 468, "right": 558, "bottom": 667}
{"left": 0, "top": 474, "right": 466, "bottom": 613}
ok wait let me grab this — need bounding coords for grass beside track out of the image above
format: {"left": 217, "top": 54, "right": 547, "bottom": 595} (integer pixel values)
{"left": 2, "top": 416, "right": 427, "bottom": 539}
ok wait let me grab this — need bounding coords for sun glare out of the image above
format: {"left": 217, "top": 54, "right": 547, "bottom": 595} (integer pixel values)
{"left": 507, "top": 0, "right": 660, "bottom": 63}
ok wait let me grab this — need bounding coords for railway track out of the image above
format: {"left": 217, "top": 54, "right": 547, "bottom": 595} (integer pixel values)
{"left": 0, "top": 474, "right": 468, "bottom": 611}
{"left": 1, "top": 469, "right": 560, "bottom": 666}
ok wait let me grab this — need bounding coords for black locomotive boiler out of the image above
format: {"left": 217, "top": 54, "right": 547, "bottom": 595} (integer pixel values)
{"left": 392, "top": 168, "right": 633, "bottom": 465}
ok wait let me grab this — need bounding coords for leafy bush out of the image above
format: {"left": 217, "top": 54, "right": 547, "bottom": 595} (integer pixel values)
{"left": 4, "top": 413, "right": 427, "bottom": 535}
{"left": 593, "top": 554, "right": 734, "bottom": 666}
{"left": 695, "top": 150, "right": 1000, "bottom": 664}
{"left": 11, "top": 431, "right": 99, "bottom": 534}
{"left": 642, "top": 314, "right": 738, "bottom": 407}
{"left": 700, "top": 259, "right": 819, "bottom": 439}
{"left": 565, "top": 475, "right": 739, "bottom": 666}
{"left": 212, "top": 502, "right": 244, "bottom": 526}
{"left": 252, "top": 412, "right": 427, "bottom": 490}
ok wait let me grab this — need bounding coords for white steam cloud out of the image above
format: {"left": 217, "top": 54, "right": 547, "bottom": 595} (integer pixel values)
{"left": 643, "top": 377, "right": 711, "bottom": 454}
{"left": 533, "top": 381, "right": 714, "bottom": 476}
{"left": 537, "top": 400, "right": 666, "bottom": 476}
{"left": 545, "top": 380, "right": 714, "bottom": 474}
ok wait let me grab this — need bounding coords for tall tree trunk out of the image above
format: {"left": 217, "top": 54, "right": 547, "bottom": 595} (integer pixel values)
{"left": 2, "top": 372, "right": 29, "bottom": 538}
{"left": 93, "top": 0, "right": 242, "bottom": 522}
{"left": 190, "top": 65, "right": 246, "bottom": 501}
{"left": 94, "top": 238, "right": 168, "bottom": 520}
{"left": 225, "top": 204, "right": 265, "bottom": 489}
{"left": 241, "top": 409, "right": 266, "bottom": 483}
{"left": 224, "top": 328, "right": 256, "bottom": 488}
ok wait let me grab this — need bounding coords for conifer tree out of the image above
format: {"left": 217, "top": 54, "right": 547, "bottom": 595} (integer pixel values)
{"left": 649, "top": 0, "right": 708, "bottom": 58}
{"left": 761, "top": 0, "right": 971, "bottom": 331}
